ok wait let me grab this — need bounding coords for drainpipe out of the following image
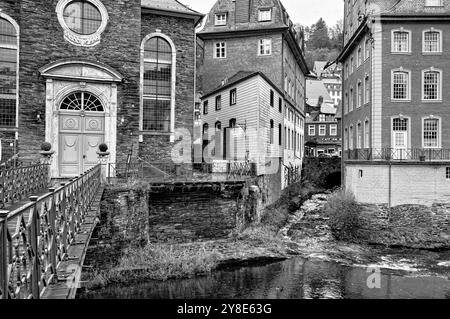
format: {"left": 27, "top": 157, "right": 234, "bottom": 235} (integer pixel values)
{"left": 388, "top": 159, "right": 392, "bottom": 209}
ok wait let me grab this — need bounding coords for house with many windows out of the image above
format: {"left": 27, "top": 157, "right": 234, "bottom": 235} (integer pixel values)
{"left": 196, "top": 0, "right": 309, "bottom": 192}
{"left": 0, "top": 0, "right": 203, "bottom": 177}
{"left": 305, "top": 78, "right": 342, "bottom": 157}
{"left": 338, "top": 0, "right": 450, "bottom": 206}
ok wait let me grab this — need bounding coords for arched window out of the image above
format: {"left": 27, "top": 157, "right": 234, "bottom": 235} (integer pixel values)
{"left": 0, "top": 16, "right": 18, "bottom": 127}
{"left": 215, "top": 121, "right": 222, "bottom": 131}
{"left": 60, "top": 92, "right": 104, "bottom": 112}
{"left": 229, "top": 118, "right": 236, "bottom": 128}
{"left": 202, "top": 123, "right": 209, "bottom": 139}
{"left": 142, "top": 35, "right": 175, "bottom": 133}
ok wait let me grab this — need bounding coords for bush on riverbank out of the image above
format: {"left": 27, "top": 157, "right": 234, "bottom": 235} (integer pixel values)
{"left": 84, "top": 243, "right": 221, "bottom": 289}
{"left": 324, "top": 190, "right": 362, "bottom": 241}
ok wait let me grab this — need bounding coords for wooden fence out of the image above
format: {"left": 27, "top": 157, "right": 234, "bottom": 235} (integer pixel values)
{"left": 0, "top": 164, "right": 101, "bottom": 299}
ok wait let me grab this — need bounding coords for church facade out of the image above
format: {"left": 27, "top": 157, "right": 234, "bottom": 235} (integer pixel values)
{"left": 0, "top": 0, "right": 202, "bottom": 177}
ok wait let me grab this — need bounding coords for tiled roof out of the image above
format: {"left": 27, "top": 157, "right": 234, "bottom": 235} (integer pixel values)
{"left": 141, "top": 0, "right": 203, "bottom": 17}
{"left": 306, "top": 79, "right": 334, "bottom": 106}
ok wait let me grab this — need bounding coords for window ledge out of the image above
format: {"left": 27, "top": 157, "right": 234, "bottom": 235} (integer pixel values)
{"left": 422, "top": 52, "right": 442, "bottom": 55}
{"left": 391, "top": 52, "right": 412, "bottom": 55}
{"left": 391, "top": 99, "right": 411, "bottom": 103}
{"left": 140, "top": 131, "right": 172, "bottom": 136}
{"left": 422, "top": 99, "right": 442, "bottom": 103}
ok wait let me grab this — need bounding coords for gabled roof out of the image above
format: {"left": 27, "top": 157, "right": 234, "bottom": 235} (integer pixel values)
{"left": 306, "top": 79, "right": 334, "bottom": 106}
{"left": 201, "top": 71, "right": 283, "bottom": 99}
{"left": 313, "top": 61, "right": 327, "bottom": 77}
{"left": 141, "top": 0, "right": 204, "bottom": 24}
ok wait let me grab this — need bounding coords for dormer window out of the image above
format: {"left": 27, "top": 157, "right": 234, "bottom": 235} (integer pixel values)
{"left": 215, "top": 13, "right": 227, "bottom": 26}
{"left": 425, "top": 0, "right": 443, "bottom": 6}
{"left": 258, "top": 8, "right": 272, "bottom": 22}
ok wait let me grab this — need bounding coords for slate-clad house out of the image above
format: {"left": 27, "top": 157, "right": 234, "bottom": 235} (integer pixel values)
{"left": 196, "top": 0, "right": 308, "bottom": 189}
{"left": 338, "top": 0, "right": 450, "bottom": 205}
{"left": 0, "top": 0, "right": 202, "bottom": 177}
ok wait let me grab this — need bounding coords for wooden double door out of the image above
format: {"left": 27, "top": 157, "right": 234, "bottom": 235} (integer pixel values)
{"left": 59, "top": 110, "right": 105, "bottom": 177}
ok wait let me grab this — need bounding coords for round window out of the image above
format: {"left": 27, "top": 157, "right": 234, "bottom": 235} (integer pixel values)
{"left": 63, "top": 0, "right": 102, "bottom": 35}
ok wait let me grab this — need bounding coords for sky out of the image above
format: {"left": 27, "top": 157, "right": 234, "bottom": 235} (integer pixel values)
{"left": 183, "top": 0, "right": 344, "bottom": 27}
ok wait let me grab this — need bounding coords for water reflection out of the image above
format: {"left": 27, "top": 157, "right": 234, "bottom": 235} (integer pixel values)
{"left": 79, "top": 258, "right": 450, "bottom": 299}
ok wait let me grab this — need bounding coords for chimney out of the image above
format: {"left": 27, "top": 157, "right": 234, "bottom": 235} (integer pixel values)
{"left": 235, "top": 0, "right": 251, "bottom": 23}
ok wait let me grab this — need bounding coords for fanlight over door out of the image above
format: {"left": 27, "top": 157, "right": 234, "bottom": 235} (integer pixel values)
{"left": 59, "top": 92, "right": 105, "bottom": 177}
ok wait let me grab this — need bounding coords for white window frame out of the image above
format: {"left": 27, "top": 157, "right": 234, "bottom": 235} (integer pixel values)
{"left": 349, "top": 125, "right": 354, "bottom": 150}
{"left": 258, "top": 39, "right": 272, "bottom": 56}
{"left": 330, "top": 124, "right": 338, "bottom": 136}
{"left": 422, "top": 116, "right": 442, "bottom": 149}
{"left": 357, "top": 122, "right": 363, "bottom": 149}
{"left": 214, "top": 42, "right": 227, "bottom": 59}
{"left": 357, "top": 46, "right": 362, "bottom": 67}
{"left": 423, "top": 28, "right": 442, "bottom": 54}
{"left": 364, "top": 75, "right": 370, "bottom": 104}
{"left": 349, "top": 87, "right": 354, "bottom": 112}
{"left": 0, "top": 12, "right": 20, "bottom": 129}
{"left": 215, "top": 13, "right": 227, "bottom": 26}
{"left": 140, "top": 32, "right": 177, "bottom": 140}
{"left": 308, "top": 125, "right": 316, "bottom": 136}
{"left": 425, "top": 0, "right": 443, "bottom": 7}
{"left": 364, "top": 119, "right": 370, "bottom": 148}
{"left": 391, "top": 68, "right": 411, "bottom": 101}
{"left": 391, "top": 28, "right": 411, "bottom": 54}
{"left": 319, "top": 125, "right": 326, "bottom": 136}
{"left": 365, "top": 38, "right": 371, "bottom": 60}
{"left": 422, "top": 67, "right": 442, "bottom": 102}
{"left": 258, "top": 8, "right": 272, "bottom": 22}
{"left": 357, "top": 80, "right": 362, "bottom": 108}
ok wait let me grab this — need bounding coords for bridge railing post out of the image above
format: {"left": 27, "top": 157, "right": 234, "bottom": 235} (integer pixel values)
{"left": 0, "top": 210, "right": 9, "bottom": 299}
{"left": 29, "top": 196, "right": 40, "bottom": 299}
{"left": 48, "top": 188, "right": 58, "bottom": 282}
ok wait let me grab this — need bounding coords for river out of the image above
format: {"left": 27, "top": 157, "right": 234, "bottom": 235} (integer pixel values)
{"left": 78, "top": 248, "right": 450, "bottom": 299}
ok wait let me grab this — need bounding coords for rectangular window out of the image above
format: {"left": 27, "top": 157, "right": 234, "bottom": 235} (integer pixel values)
{"left": 350, "top": 57, "right": 354, "bottom": 73}
{"left": 424, "top": 31, "right": 441, "bottom": 53}
{"left": 215, "top": 42, "right": 226, "bottom": 58}
{"left": 230, "top": 89, "right": 237, "bottom": 105}
{"left": 357, "top": 47, "right": 362, "bottom": 66}
{"left": 215, "top": 95, "right": 222, "bottom": 111}
{"left": 392, "top": 71, "right": 409, "bottom": 100}
{"left": 423, "top": 118, "right": 439, "bottom": 148}
{"left": 392, "top": 31, "right": 410, "bottom": 53}
{"left": 330, "top": 124, "right": 337, "bottom": 136}
{"left": 258, "top": 8, "right": 272, "bottom": 21}
{"left": 259, "top": 39, "right": 272, "bottom": 55}
{"left": 357, "top": 123, "right": 362, "bottom": 149}
{"left": 319, "top": 125, "right": 326, "bottom": 136}
{"left": 279, "top": 124, "right": 282, "bottom": 145}
{"left": 357, "top": 81, "right": 362, "bottom": 108}
{"left": 426, "top": 0, "right": 443, "bottom": 6}
{"left": 364, "top": 76, "right": 370, "bottom": 103}
{"left": 423, "top": 71, "right": 440, "bottom": 100}
{"left": 270, "top": 90, "right": 274, "bottom": 107}
{"left": 215, "top": 14, "right": 227, "bottom": 26}
{"left": 446, "top": 167, "right": 450, "bottom": 179}
{"left": 203, "top": 101, "right": 208, "bottom": 115}
{"left": 309, "top": 125, "right": 315, "bottom": 136}
{"left": 270, "top": 120, "right": 274, "bottom": 145}
{"left": 365, "top": 38, "right": 371, "bottom": 60}
{"left": 364, "top": 120, "right": 370, "bottom": 148}
{"left": 143, "top": 99, "right": 171, "bottom": 132}
{"left": 349, "top": 88, "right": 354, "bottom": 111}
{"left": 319, "top": 114, "right": 325, "bottom": 122}
{"left": 278, "top": 98, "right": 282, "bottom": 113}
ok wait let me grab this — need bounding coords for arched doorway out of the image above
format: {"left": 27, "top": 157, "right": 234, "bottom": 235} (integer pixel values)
{"left": 59, "top": 91, "right": 105, "bottom": 176}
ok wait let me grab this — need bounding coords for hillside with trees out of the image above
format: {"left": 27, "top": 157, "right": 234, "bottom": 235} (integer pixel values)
{"left": 298, "top": 18, "right": 344, "bottom": 71}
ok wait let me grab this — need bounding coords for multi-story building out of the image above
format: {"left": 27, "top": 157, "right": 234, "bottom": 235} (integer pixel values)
{"left": 313, "top": 61, "right": 342, "bottom": 106}
{"left": 196, "top": 0, "right": 309, "bottom": 190}
{"left": 338, "top": 0, "right": 450, "bottom": 206}
{"left": 0, "top": 0, "right": 203, "bottom": 177}
{"left": 305, "top": 78, "right": 341, "bottom": 157}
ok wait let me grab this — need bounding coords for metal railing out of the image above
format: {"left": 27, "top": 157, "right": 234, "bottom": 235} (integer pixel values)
{"left": 284, "top": 164, "right": 302, "bottom": 187}
{"left": 107, "top": 158, "right": 256, "bottom": 183}
{"left": 0, "top": 164, "right": 49, "bottom": 209}
{"left": 0, "top": 164, "right": 101, "bottom": 299}
{"left": 344, "top": 148, "right": 450, "bottom": 162}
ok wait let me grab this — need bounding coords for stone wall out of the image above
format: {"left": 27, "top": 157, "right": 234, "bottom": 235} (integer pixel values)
{"left": 303, "top": 157, "right": 341, "bottom": 188}
{"left": 356, "top": 203, "right": 450, "bottom": 249}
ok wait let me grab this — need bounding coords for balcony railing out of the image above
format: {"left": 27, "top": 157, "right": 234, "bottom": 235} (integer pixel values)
{"left": 344, "top": 148, "right": 450, "bottom": 162}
